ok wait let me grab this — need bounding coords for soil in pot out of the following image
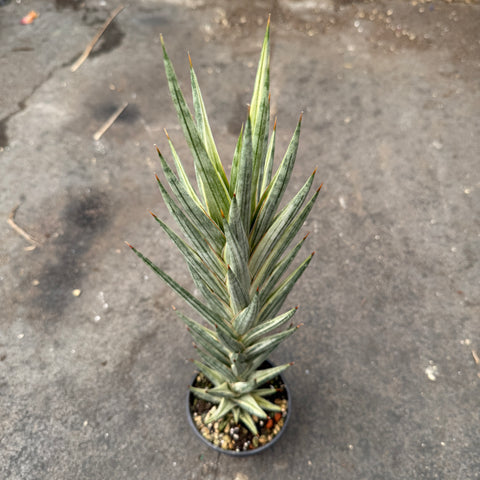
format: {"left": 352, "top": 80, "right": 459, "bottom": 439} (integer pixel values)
{"left": 188, "top": 367, "right": 289, "bottom": 453}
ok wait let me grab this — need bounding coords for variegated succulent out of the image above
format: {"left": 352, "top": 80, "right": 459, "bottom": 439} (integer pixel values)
{"left": 127, "top": 20, "right": 321, "bottom": 436}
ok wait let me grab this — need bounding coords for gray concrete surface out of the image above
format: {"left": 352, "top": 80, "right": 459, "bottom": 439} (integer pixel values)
{"left": 1, "top": 0, "right": 479, "bottom": 478}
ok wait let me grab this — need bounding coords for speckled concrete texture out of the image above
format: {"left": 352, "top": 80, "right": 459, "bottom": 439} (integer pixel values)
{"left": 1, "top": 1, "right": 479, "bottom": 479}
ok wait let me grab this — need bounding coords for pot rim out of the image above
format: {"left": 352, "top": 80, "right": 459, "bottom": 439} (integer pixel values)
{"left": 186, "top": 359, "right": 291, "bottom": 456}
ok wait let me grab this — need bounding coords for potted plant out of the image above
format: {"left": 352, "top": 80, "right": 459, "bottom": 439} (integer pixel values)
{"left": 127, "top": 18, "right": 321, "bottom": 454}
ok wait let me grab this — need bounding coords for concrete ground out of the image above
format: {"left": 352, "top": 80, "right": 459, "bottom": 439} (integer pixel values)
{"left": 1, "top": 0, "right": 479, "bottom": 478}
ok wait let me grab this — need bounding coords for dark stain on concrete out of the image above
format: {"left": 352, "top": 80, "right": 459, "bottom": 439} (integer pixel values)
{"left": 55, "top": 0, "right": 82, "bottom": 10}
{"left": 0, "top": 119, "right": 8, "bottom": 148}
{"left": 94, "top": 102, "right": 139, "bottom": 125}
{"left": 33, "top": 189, "right": 110, "bottom": 318}
{"left": 90, "top": 21, "right": 125, "bottom": 58}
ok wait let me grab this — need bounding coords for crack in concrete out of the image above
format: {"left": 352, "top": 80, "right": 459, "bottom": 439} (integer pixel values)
{"left": 0, "top": 55, "right": 78, "bottom": 148}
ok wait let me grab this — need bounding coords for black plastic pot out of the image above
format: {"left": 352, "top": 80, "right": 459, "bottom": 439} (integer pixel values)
{"left": 186, "top": 360, "right": 291, "bottom": 456}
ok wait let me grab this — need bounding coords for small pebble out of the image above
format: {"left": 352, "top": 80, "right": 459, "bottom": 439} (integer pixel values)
{"left": 72, "top": 289, "right": 81, "bottom": 297}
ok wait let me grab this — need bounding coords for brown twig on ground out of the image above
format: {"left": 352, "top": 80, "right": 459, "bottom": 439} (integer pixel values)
{"left": 71, "top": 5, "right": 125, "bottom": 72}
{"left": 472, "top": 349, "right": 480, "bottom": 365}
{"left": 93, "top": 102, "right": 128, "bottom": 140}
{"left": 7, "top": 205, "right": 41, "bottom": 248}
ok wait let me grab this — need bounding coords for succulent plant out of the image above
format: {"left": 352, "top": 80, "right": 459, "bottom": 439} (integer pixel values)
{"left": 127, "top": 19, "right": 321, "bottom": 436}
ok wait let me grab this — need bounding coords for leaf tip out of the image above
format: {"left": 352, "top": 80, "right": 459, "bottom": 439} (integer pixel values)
{"left": 124, "top": 241, "right": 134, "bottom": 249}
{"left": 164, "top": 128, "right": 170, "bottom": 140}
{"left": 187, "top": 51, "right": 193, "bottom": 68}
{"left": 273, "top": 116, "right": 277, "bottom": 130}
{"left": 317, "top": 183, "right": 323, "bottom": 193}
{"left": 289, "top": 361, "right": 295, "bottom": 366}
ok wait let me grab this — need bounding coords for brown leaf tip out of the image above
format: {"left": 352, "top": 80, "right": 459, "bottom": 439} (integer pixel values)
{"left": 124, "top": 241, "right": 134, "bottom": 249}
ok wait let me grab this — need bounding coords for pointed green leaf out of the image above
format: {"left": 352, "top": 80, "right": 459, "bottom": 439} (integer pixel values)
{"left": 248, "top": 363, "right": 292, "bottom": 387}
{"left": 243, "top": 326, "right": 297, "bottom": 362}
{"left": 196, "top": 349, "right": 237, "bottom": 383}
{"left": 224, "top": 217, "right": 250, "bottom": 295}
{"left": 164, "top": 135, "right": 202, "bottom": 207}
{"left": 250, "top": 116, "right": 302, "bottom": 248}
{"left": 235, "top": 114, "right": 253, "bottom": 232}
{"left": 157, "top": 149, "right": 225, "bottom": 253}
{"left": 161, "top": 37, "right": 230, "bottom": 224}
{"left": 233, "top": 406, "right": 240, "bottom": 425}
{"left": 259, "top": 118, "right": 276, "bottom": 197}
{"left": 234, "top": 394, "right": 267, "bottom": 419}
{"left": 226, "top": 266, "right": 250, "bottom": 314}
{"left": 155, "top": 175, "right": 227, "bottom": 279}
{"left": 150, "top": 212, "right": 228, "bottom": 304}
{"left": 233, "top": 290, "right": 260, "bottom": 336}
{"left": 229, "top": 125, "right": 243, "bottom": 195}
{"left": 206, "top": 397, "right": 235, "bottom": 423}
{"left": 243, "top": 306, "right": 298, "bottom": 345}
{"left": 190, "top": 386, "right": 221, "bottom": 404}
{"left": 238, "top": 410, "right": 258, "bottom": 435}
{"left": 242, "top": 346, "right": 278, "bottom": 379}
{"left": 226, "top": 195, "right": 249, "bottom": 260}
{"left": 251, "top": 232, "right": 308, "bottom": 298}
{"left": 188, "top": 267, "right": 231, "bottom": 318}
{"left": 193, "top": 360, "right": 226, "bottom": 387}
{"left": 249, "top": 166, "right": 315, "bottom": 277}
{"left": 229, "top": 381, "right": 251, "bottom": 395}
{"left": 251, "top": 89, "right": 270, "bottom": 206}
{"left": 252, "top": 395, "right": 283, "bottom": 412}
{"left": 216, "top": 324, "right": 243, "bottom": 354}
{"left": 250, "top": 17, "right": 270, "bottom": 128}
{"left": 251, "top": 387, "right": 277, "bottom": 397}
{"left": 259, "top": 252, "right": 314, "bottom": 324}
{"left": 206, "top": 382, "right": 235, "bottom": 398}
{"left": 175, "top": 310, "right": 230, "bottom": 365}
{"left": 189, "top": 59, "right": 229, "bottom": 189}
{"left": 127, "top": 244, "right": 233, "bottom": 336}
